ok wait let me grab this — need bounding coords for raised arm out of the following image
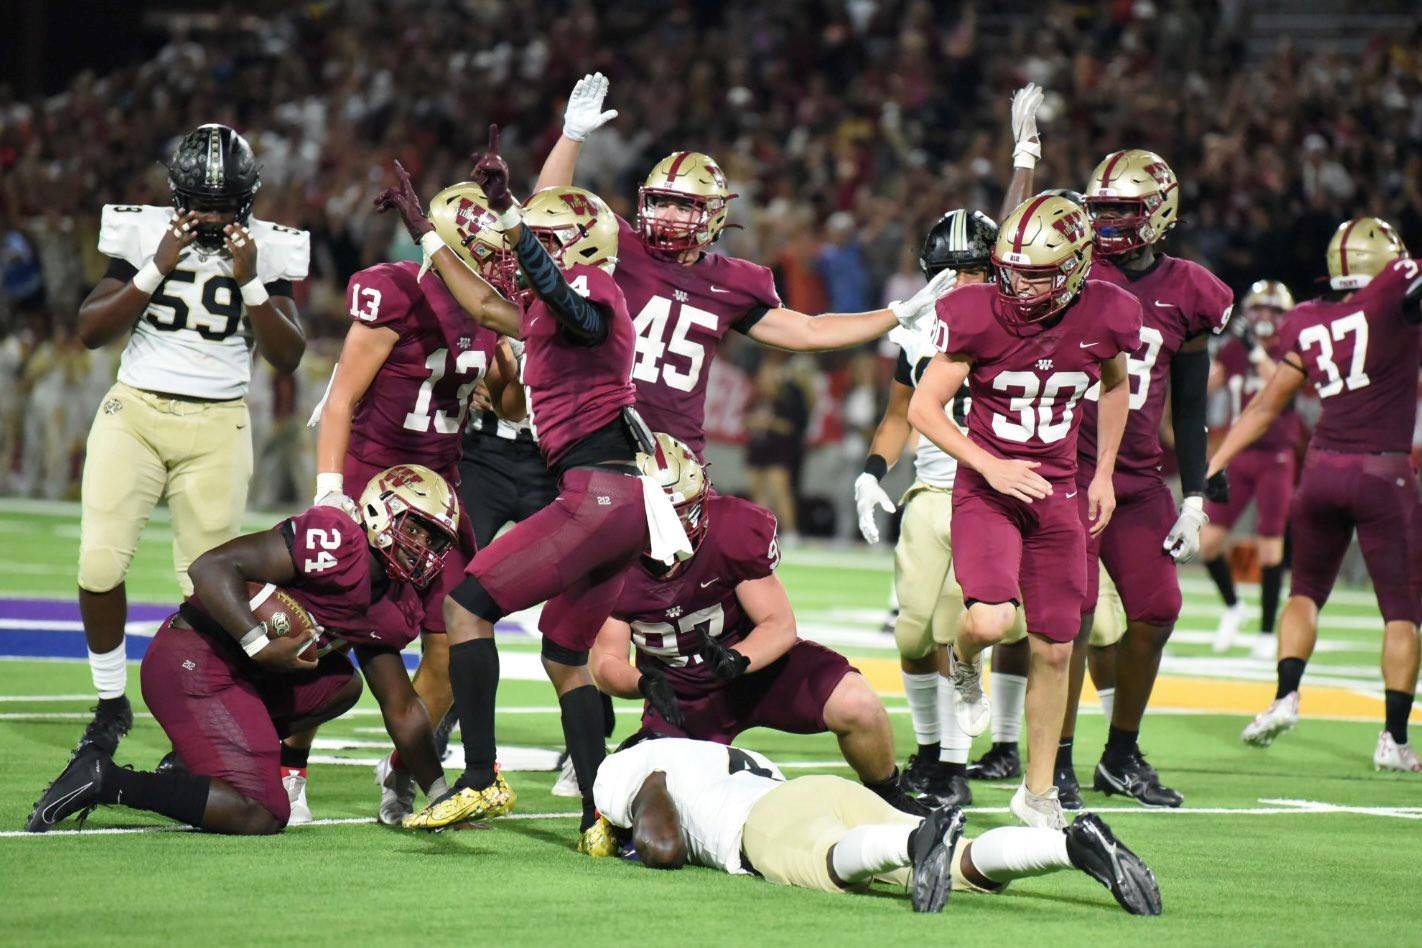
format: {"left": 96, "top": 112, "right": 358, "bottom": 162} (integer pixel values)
{"left": 225, "top": 222, "right": 305, "bottom": 373}
{"left": 998, "top": 82, "right": 1044, "bottom": 220}
{"left": 534, "top": 73, "right": 617, "bottom": 191}
{"left": 78, "top": 210, "right": 201, "bottom": 349}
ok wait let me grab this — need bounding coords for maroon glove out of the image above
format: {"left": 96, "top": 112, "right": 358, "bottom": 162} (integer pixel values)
{"left": 373, "top": 160, "right": 434, "bottom": 241}
{"left": 470, "top": 124, "right": 513, "bottom": 213}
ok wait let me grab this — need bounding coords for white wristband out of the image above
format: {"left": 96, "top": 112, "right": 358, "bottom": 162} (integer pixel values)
{"left": 1012, "top": 140, "right": 1041, "bottom": 170}
{"left": 494, "top": 205, "right": 522, "bottom": 231}
{"left": 132, "top": 260, "right": 164, "bottom": 295}
{"left": 315, "top": 472, "right": 344, "bottom": 500}
{"left": 420, "top": 230, "right": 447, "bottom": 258}
{"left": 239, "top": 624, "right": 271, "bottom": 657}
{"left": 240, "top": 279, "right": 269, "bottom": 307}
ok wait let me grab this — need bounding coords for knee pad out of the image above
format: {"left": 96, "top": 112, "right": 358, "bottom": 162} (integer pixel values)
{"left": 541, "top": 637, "right": 589, "bottom": 667}
{"left": 450, "top": 575, "right": 505, "bottom": 625}
{"left": 78, "top": 546, "right": 131, "bottom": 594}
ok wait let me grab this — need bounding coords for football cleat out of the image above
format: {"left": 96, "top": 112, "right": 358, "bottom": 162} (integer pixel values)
{"left": 1065, "top": 813, "right": 1163, "bottom": 915}
{"left": 966, "top": 743, "right": 1021, "bottom": 780}
{"left": 908, "top": 805, "right": 967, "bottom": 914}
{"left": 1373, "top": 731, "right": 1422, "bottom": 773}
{"left": 876, "top": 780, "right": 933, "bottom": 817}
{"left": 1212, "top": 602, "right": 1249, "bottom": 653}
{"left": 1093, "top": 751, "right": 1183, "bottom": 808}
{"left": 948, "top": 647, "right": 990, "bottom": 738}
{"left": 1010, "top": 782, "right": 1066, "bottom": 830}
{"left": 578, "top": 814, "right": 621, "bottom": 857}
{"left": 551, "top": 753, "right": 581, "bottom": 798}
{"left": 901, "top": 753, "right": 941, "bottom": 795}
{"left": 27, "top": 745, "right": 109, "bottom": 832}
{"left": 1242, "top": 691, "right": 1300, "bottom": 747}
{"left": 924, "top": 769, "right": 973, "bottom": 808}
{"left": 77, "top": 696, "right": 133, "bottom": 756}
{"left": 375, "top": 754, "right": 417, "bottom": 826}
{"left": 154, "top": 750, "right": 186, "bottom": 775}
{"left": 282, "top": 769, "right": 312, "bottom": 825}
{"left": 1055, "top": 765, "right": 1083, "bottom": 810}
{"left": 402, "top": 771, "right": 516, "bottom": 831}
{"left": 1251, "top": 633, "right": 1277, "bottom": 662}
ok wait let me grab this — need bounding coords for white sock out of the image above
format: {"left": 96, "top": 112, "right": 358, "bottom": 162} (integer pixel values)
{"left": 1097, "top": 687, "right": 1115, "bottom": 724}
{"left": 989, "top": 672, "right": 1027, "bottom": 743}
{"left": 88, "top": 643, "right": 127, "bottom": 699}
{"left": 967, "top": 826, "right": 1072, "bottom": 883}
{"left": 830, "top": 823, "right": 914, "bottom": 885}
{"left": 938, "top": 674, "right": 972, "bottom": 764}
{"left": 902, "top": 671, "right": 940, "bottom": 747}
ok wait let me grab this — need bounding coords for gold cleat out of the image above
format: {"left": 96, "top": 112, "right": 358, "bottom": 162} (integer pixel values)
{"left": 578, "top": 815, "right": 619, "bottom": 857}
{"left": 402, "top": 771, "right": 516, "bottom": 831}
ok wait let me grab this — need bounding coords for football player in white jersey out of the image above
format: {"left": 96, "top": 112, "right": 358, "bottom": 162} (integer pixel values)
{"left": 585, "top": 736, "right": 1161, "bottom": 915}
{"left": 72, "top": 124, "right": 309, "bottom": 755}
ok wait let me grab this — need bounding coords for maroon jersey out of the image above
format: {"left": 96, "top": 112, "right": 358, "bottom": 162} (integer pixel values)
{"left": 1275, "top": 258, "right": 1422, "bottom": 455}
{"left": 1214, "top": 335, "right": 1300, "bottom": 453}
{"left": 1077, "top": 255, "right": 1233, "bottom": 474}
{"left": 933, "top": 281, "right": 1142, "bottom": 483}
{"left": 344, "top": 261, "right": 500, "bottom": 474}
{"left": 521, "top": 263, "right": 637, "bottom": 467}
{"left": 611, "top": 495, "right": 780, "bottom": 694}
{"left": 614, "top": 217, "right": 781, "bottom": 457}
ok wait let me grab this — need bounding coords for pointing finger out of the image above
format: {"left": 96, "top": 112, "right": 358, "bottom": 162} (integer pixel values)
{"left": 487, "top": 123, "right": 500, "bottom": 155}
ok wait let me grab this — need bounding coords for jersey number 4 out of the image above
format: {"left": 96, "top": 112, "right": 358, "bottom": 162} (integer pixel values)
{"left": 632, "top": 296, "right": 718, "bottom": 393}
{"left": 147, "top": 270, "right": 244, "bottom": 340}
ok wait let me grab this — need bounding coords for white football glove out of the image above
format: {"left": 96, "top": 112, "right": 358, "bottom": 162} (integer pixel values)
{"left": 1010, "top": 82, "right": 1044, "bottom": 169}
{"left": 562, "top": 72, "right": 618, "bottom": 142}
{"left": 1163, "top": 495, "right": 1209, "bottom": 563}
{"left": 888, "top": 266, "right": 957, "bottom": 333}
{"left": 854, "top": 473, "right": 896, "bottom": 545}
{"left": 315, "top": 491, "right": 361, "bottom": 523}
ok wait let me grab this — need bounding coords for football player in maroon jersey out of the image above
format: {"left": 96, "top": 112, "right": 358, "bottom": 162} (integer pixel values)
{"left": 1202, "top": 280, "right": 1300, "bottom": 658}
{"left": 908, "top": 195, "right": 1140, "bottom": 829}
{"left": 27, "top": 466, "right": 457, "bottom": 834}
{"left": 591, "top": 435, "right": 925, "bottom": 815}
{"left": 1208, "top": 218, "right": 1422, "bottom": 772}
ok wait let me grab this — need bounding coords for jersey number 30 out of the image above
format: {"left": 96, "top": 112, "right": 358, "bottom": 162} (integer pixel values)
{"left": 990, "top": 371, "right": 1091, "bottom": 444}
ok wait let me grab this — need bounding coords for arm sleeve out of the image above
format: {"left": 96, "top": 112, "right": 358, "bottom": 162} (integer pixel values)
{"left": 513, "top": 226, "right": 608, "bottom": 345}
{"left": 1169, "top": 346, "right": 1210, "bottom": 495}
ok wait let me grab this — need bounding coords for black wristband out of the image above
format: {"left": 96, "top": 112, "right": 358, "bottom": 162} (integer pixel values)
{"left": 863, "top": 454, "right": 889, "bottom": 481}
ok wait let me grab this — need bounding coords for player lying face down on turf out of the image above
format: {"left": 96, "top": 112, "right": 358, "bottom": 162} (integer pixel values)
{"left": 377, "top": 126, "right": 693, "bottom": 835}
{"left": 581, "top": 737, "right": 1161, "bottom": 915}
{"left": 590, "top": 435, "right": 925, "bottom": 815}
{"left": 27, "top": 466, "right": 459, "bottom": 835}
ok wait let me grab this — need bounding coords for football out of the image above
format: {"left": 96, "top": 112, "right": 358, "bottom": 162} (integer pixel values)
{"left": 245, "top": 582, "right": 319, "bottom": 647}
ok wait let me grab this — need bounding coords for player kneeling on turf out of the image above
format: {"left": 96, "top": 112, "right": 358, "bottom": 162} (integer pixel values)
{"left": 27, "top": 465, "right": 456, "bottom": 834}
{"left": 585, "top": 737, "right": 1161, "bottom": 915}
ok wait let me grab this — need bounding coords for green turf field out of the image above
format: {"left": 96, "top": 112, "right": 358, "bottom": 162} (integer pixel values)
{"left": 2, "top": 499, "right": 1418, "bottom": 945}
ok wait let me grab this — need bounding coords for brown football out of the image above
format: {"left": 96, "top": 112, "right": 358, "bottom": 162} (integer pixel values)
{"left": 245, "top": 582, "right": 320, "bottom": 646}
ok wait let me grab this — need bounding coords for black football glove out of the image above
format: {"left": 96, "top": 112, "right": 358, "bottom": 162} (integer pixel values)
{"left": 637, "top": 670, "right": 685, "bottom": 728}
{"left": 1205, "top": 469, "right": 1230, "bottom": 504}
{"left": 697, "top": 627, "right": 751, "bottom": 681}
{"left": 470, "top": 124, "right": 513, "bottom": 213}
{"left": 373, "top": 160, "right": 434, "bottom": 242}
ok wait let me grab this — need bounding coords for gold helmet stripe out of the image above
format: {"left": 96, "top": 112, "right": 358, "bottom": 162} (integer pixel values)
{"left": 1336, "top": 218, "right": 1360, "bottom": 277}
{"left": 1011, "top": 194, "right": 1053, "bottom": 253}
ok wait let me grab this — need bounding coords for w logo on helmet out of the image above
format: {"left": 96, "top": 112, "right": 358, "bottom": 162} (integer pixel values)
{"left": 1143, "top": 161, "right": 1174, "bottom": 187}
{"left": 382, "top": 466, "right": 422, "bottom": 489}
{"left": 559, "top": 192, "right": 596, "bottom": 217}
{"left": 1052, "top": 209, "right": 1088, "bottom": 243}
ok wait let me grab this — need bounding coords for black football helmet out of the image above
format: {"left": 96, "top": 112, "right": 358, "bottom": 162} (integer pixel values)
{"left": 919, "top": 209, "right": 998, "bottom": 279}
{"left": 166, "top": 124, "right": 261, "bottom": 252}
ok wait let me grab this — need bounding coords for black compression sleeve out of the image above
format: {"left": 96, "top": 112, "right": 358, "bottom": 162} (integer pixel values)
{"left": 1170, "top": 346, "right": 1210, "bottom": 495}
{"left": 512, "top": 226, "right": 608, "bottom": 345}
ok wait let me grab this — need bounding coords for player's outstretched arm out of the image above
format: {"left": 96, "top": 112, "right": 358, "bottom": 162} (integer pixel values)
{"left": 226, "top": 223, "right": 305, "bottom": 373}
{"left": 1088, "top": 353, "right": 1130, "bottom": 535}
{"left": 721, "top": 574, "right": 797, "bottom": 675}
{"left": 747, "top": 267, "right": 958, "bottom": 351}
{"left": 533, "top": 72, "right": 617, "bottom": 192}
{"left": 1207, "top": 355, "right": 1306, "bottom": 479}
{"left": 590, "top": 618, "right": 644, "bottom": 699}
{"left": 630, "top": 772, "right": 688, "bottom": 869}
{"left": 77, "top": 210, "right": 202, "bottom": 348}
{"left": 358, "top": 647, "right": 447, "bottom": 798}
{"left": 315, "top": 323, "right": 399, "bottom": 502}
{"left": 855, "top": 378, "right": 913, "bottom": 543}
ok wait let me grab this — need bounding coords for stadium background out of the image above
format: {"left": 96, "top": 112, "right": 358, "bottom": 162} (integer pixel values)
{"left": 3, "top": 2, "right": 1421, "bottom": 943}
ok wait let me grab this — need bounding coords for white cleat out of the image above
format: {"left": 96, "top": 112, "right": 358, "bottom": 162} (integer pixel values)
{"left": 1373, "top": 731, "right": 1422, "bottom": 773}
{"left": 375, "top": 753, "right": 417, "bottom": 825}
{"left": 1213, "top": 602, "right": 1249, "bottom": 652}
{"left": 1251, "top": 633, "right": 1277, "bottom": 662}
{"left": 550, "top": 754, "right": 581, "bottom": 798}
{"left": 283, "top": 770, "right": 313, "bottom": 825}
{"left": 1242, "top": 691, "right": 1300, "bottom": 747}
{"left": 1010, "top": 782, "right": 1066, "bottom": 830}
{"left": 948, "top": 646, "right": 990, "bottom": 737}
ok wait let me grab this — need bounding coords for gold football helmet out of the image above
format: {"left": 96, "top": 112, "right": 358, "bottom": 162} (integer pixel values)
{"left": 429, "top": 182, "right": 519, "bottom": 299}
{"left": 1326, "top": 217, "right": 1407, "bottom": 291}
{"left": 992, "top": 194, "right": 1094, "bottom": 324}
{"left": 523, "top": 186, "right": 619, "bottom": 272}
{"left": 358, "top": 464, "right": 459, "bottom": 588}
{"left": 637, "top": 151, "right": 735, "bottom": 253}
{"left": 1241, "top": 280, "right": 1294, "bottom": 339}
{"left": 635, "top": 433, "right": 710, "bottom": 554}
{"left": 1084, "top": 149, "right": 1180, "bottom": 256}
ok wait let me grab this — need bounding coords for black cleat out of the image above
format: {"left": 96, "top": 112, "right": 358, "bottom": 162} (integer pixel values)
{"left": 877, "top": 781, "right": 932, "bottom": 817}
{"left": 154, "top": 750, "right": 186, "bottom": 775}
{"left": 434, "top": 709, "right": 457, "bottom": 762}
{"left": 908, "top": 805, "right": 967, "bottom": 913}
{"left": 77, "top": 696, "right": 132, "bottom": 756}
{"left": 901, "top": 753, "right": 940, "bottom": 795}
{"left": 966, "top": 742, "right": 1021, "bottom": 780}
{"left": 1065, "top": 813, "right": 1163, "bottom": 915}
{"left": 1093, "top": 751, "right": 1183, "bottom": 808}
{"left": 925, "top": 769, "right": 973, "bottom": 808}
{"left": 1056, "top": 765, "right": 1083, "bottom": 810}
{"left": 27, "top": 746, "right": 110, "bottom": 832}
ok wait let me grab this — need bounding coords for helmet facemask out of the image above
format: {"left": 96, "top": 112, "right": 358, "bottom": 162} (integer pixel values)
{"left": 357, "top": 464, "right": 460, "bottom": 589}
{"left": 637, "top": 189, "right": 726, "bottom": 254}
{"left": 372, "top": 505, "right": 455, "bottom": 589}
{"left": 1084, "top": 196, "right": 1161, "bottom": 257}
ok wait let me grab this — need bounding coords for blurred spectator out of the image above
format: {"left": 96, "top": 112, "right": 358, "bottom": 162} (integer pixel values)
{"left": 817, "top": 212, "right": 872, "bottom": 313}
{"left": 745, "top": 355, "right": 810, "bottom": 542}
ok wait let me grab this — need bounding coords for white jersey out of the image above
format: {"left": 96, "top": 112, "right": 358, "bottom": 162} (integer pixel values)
{"left": 593, "top": 738, "right": 784, "bottom": 874}
{"left": 889, "top": 324, "right": 961, "bottom": 489}
{"left": 98, "top": 204, "right": 309, "bottom": 399}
